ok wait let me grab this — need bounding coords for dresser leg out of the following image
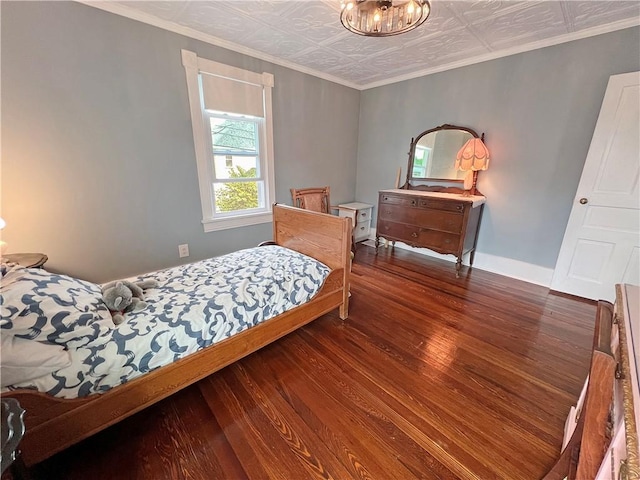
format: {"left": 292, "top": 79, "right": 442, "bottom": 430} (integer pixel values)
{"left": 375, "top": 236, "right": 380, "bottom": 251}
{"left": 456, "top": 258, "right": 462, "bottom": 278}
{"left": 470, "top": 249, "right": 476, "bottom": 266}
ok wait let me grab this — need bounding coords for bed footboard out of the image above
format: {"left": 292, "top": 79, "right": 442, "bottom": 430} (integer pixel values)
{"left": 273, "top": 204, "right": 352, "bottom": 319}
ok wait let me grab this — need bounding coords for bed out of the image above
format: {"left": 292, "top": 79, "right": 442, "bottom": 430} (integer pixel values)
{"left": 0, "top": 204, "right": 352, "bottom": 466}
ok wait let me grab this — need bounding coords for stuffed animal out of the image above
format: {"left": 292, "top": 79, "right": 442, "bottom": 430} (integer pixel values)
{"left": 101, "top": 279, "right": 158, "bottom": 325}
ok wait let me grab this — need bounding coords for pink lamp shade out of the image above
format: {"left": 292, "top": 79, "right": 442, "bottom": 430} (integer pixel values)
{"left": 455, "top": 137, "right": 490, "bottom": 171}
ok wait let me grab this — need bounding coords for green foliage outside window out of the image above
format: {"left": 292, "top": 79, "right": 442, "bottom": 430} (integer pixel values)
{"left": 215, "top": 166, "right": 258, "bottom": 212}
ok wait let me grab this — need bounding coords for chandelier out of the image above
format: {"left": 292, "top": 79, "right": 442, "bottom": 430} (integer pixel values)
{"left": 340, "top": 0, "right": 431, "bottom": 37}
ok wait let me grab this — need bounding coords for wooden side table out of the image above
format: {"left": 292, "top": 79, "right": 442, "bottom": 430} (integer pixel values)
{"left": 1, "top": 253, "right": 48, "bottom": 268}
{"left": 336, "top": 202, "right": 374, "bottom": 243}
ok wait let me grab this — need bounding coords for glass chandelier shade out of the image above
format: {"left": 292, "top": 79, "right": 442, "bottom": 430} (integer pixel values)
{"left": 455, "top": 138, "right": 490, "bottom": 171}
{"left": 340, "top": 0, "right": 431, "bottom": 37}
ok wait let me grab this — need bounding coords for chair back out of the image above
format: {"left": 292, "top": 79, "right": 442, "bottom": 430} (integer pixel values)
{"left": 290, "top": 187, "right": 331, "bottom": 214}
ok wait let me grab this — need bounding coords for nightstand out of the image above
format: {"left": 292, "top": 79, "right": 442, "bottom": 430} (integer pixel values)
{"left": 2, "top": 253, "right": 48, "bottom": 268}
{"left": 337, "top": 202, "right": 374, "bottom": 243}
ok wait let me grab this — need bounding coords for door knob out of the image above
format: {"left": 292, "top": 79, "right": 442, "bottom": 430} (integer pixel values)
{"left": 579, "top": 198, "right": 588, "bottom": 204}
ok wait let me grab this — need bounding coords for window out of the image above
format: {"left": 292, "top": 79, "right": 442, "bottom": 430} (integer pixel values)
{"left": 412, "top": 146, "right": 431, "bottom": 177}
{"left": 182, "top": 50, "right": 275, "bottom": 232}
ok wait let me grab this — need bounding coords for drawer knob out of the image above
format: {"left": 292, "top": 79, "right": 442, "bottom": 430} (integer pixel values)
{"left": 456, "top": 205, "right": 463, "bottom": 211}
{"left": 359, "top": 226, "right": 365, "bottom": 231}
{"left": 411, "top": 200, "right": 416, "bottom": 206}
{"left": 360, "top": 212, "right": 366, "bottom": 217}
{"left": 444, "top": 239, "right": 451, "bottom": 244}
{"left": 384, "top": 225, "right": 389, "bottom": 231}
{"left": 411, "top": 232, "right": 418, "bottom": 238}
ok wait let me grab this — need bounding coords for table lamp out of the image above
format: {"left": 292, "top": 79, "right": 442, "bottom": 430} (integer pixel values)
{"left": 455, "top": 135, "right": 490, "bottom": 196}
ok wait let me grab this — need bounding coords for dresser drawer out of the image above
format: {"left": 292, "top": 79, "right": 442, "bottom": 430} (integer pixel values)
{"left": 377, "top": 220, "right": 461, "bottom": 253}
{"left": 354, "top": 222, "right": 370, "bottom": 241}
{"left": 356, "top": 208, "right": 371, "bottom": 223}
{"left": 378, "top": 204, "right": 463, "bottom": 234}
{"left": 379, "top": 193, "right": 466, "bottom": 213}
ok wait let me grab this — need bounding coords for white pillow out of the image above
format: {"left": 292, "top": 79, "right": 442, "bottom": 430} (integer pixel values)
{"left": 1, "top": 334, "right": 72, "bottom": 387}
{"left": 0, "top": 267, "right": 113, "bottom": 347}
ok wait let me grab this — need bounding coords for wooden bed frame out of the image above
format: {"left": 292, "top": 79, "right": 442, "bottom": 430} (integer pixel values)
{"left": 2, "top": 204, "right": 352, "bottom": 466}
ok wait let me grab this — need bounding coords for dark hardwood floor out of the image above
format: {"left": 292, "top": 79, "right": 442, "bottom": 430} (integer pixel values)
{"left": 33, "top": 245, "right": 596, "bottom": 480}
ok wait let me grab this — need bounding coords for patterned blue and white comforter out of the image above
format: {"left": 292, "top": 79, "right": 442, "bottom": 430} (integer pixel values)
{"left": 1, "top": 246, "right": 329, "bottom": 398}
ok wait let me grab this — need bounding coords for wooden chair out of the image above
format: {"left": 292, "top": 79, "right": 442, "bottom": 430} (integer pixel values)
{"left": 290, "top": 187, "right": 355, "bottom": 255}
{"left": 290, "top": 186, "right": 332, "bottom": 214}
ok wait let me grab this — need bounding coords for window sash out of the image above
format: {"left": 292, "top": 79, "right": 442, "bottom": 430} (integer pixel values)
{"left": 206, "top": 114, "right": 266, "bottom": 216}
{"left": 207, "top": 113, "right": 263, "bottom": 184}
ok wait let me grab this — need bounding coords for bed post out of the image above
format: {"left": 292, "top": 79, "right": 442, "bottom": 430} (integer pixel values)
{"left": 339, "top": 216, "right": 351, "bottom": 320}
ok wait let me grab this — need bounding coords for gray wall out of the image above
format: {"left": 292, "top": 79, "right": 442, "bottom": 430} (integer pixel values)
{"left": 2, "top": 1, "right": 638, "bottom": 282}
{"left": 356, "top": 27, "right": 640, "bottom": 269}
{"left": 0, "top": 1, "right": 360, "bottom": 283}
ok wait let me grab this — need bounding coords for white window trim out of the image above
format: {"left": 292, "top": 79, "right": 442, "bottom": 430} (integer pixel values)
{"left": 182, "top": 49, "right": 276, "bottom": 232}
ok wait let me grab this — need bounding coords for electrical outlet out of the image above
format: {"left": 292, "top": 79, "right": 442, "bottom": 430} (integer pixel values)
{"left": 178, "top": 244, "right": 189, "bottom": 258}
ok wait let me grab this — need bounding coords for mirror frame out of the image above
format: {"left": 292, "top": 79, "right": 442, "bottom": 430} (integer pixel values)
{"left": 404, "top": 123, "right": 479, "bottom": 188}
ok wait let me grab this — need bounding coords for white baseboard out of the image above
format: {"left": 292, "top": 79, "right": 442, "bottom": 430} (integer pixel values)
{"left": 367, "top": 229, "right": 554, "bottom": 288}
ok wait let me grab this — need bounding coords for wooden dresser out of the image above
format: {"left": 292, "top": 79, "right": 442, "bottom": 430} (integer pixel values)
{"left": 375, "top": 189, "right": 486, "bottom": 277}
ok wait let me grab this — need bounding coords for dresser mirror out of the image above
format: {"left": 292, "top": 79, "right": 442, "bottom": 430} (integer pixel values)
{"left": 405, "top": 124, "right": 479, "bottom": 186}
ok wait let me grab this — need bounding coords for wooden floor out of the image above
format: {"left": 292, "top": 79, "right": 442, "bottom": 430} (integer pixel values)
{"left": 33, "top": 245, "right": 596, "bottom": 480}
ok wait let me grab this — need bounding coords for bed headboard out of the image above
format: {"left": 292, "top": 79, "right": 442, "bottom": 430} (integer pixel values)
{"left": 272, "top": 204, "right": 352, "bottom": 271}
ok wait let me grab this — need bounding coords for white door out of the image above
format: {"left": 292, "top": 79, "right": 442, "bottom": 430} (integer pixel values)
{"left": 551, "top": 71, "right": 640, "bottom": 301}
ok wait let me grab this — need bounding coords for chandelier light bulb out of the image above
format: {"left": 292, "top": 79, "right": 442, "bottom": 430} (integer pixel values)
{"left": 340, "top": 0, "right": 430, "bottom": 37}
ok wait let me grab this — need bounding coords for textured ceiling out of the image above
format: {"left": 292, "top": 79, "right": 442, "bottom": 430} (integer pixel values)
{"left": 91, "top": 1, "right": 640, "bottom": 89}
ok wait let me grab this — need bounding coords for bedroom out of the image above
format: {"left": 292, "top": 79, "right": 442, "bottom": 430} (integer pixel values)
{"left": 1, "top": 1, "right": 639, "bottom": 478}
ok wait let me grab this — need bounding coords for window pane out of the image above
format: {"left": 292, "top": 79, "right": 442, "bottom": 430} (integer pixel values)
{"left": 210, "top": 118, "right": 257, "bottom": 153}
{"left": 213, "top": 181, "right": 264, "bottom": 213}
{"left": 213, "top": 155, "right": 259, "bottom": 180}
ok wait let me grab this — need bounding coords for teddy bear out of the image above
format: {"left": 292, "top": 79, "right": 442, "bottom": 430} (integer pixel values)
{"left": 101, "top": 279, "right": 158, "bottom": 325}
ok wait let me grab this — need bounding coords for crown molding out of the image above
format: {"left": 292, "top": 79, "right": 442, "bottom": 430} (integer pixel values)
{"left": 75, "top": 1, "right": 362, "bottom": 90}
{"left": 361, "top": 17, "right": 640, "bottom": 90}
{"left": 77, "top": 1, "right": 638, "bottom": 92}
